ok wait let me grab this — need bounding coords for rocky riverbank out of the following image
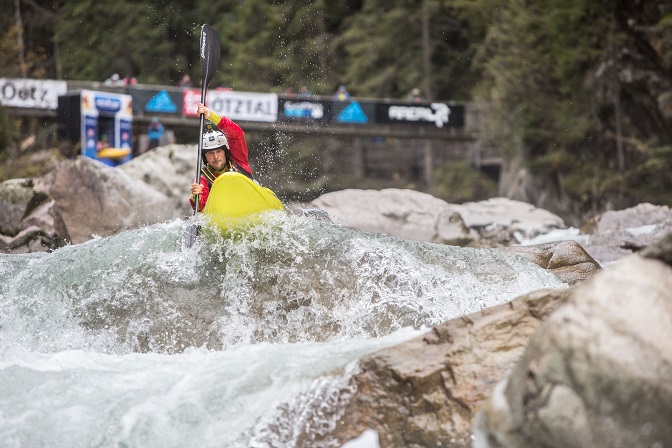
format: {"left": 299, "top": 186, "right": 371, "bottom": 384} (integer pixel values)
{"left": 2, "top": 147, "right": 672, "bottom": 447}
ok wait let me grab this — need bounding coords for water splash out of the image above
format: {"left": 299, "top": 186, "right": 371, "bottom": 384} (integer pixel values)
{"left": 0, "top": 213, "right": 564, "bottom": 355}
{"left": 0, "top": 213, "right": 566, "bottom": 447}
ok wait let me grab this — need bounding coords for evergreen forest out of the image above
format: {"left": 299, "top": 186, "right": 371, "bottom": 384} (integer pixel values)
{"left": 1, "top": 0, "right": 672, "bottom": 224}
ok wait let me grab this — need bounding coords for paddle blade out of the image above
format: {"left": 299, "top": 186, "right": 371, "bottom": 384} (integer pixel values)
{"left": 180, "top": 223, "right": 201, "bottom": 250}
{"left": 200, "top": 24, "right": 221, "bottom": 89}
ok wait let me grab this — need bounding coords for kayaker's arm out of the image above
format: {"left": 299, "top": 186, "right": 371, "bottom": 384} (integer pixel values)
{"left": 189, "top": 177, "right": 210, "bottom": 212}
{"left": 198, "top": 103, "right": 220, "bottom": 124}
{"left": 196, "top": 103, "right": 252, "bottom": 176}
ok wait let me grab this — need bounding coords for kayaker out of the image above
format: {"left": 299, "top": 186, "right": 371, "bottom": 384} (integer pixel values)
{"left": 190, "top": 103, "right": 254, "bottom": 212}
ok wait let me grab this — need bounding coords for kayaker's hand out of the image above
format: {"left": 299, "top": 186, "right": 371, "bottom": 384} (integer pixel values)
{"left": 197, "top": 103, "right": 210, "bottom": 119}
{"left": 191, "top": 183, "right": 203, "bottom": 195}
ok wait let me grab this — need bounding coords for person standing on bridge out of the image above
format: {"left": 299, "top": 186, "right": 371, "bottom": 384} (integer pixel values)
{"left": 189, "top": 103, "right": 254, "bottom": 212}
{"left": 334, "top": 84, "right": 350, "bottom": 101}
{"left": 147, "top": 117, "right": 164, "bottom": 150}
{"left": 408, "top": 88, "right": 424, "bottom": 103}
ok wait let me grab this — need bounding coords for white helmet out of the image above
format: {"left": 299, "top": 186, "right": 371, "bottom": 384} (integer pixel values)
{"left": 202, "top": 129, "right": 228, "bottom": 151}
{"left": 202, "top": 120, "right": 229, "bottom": 152}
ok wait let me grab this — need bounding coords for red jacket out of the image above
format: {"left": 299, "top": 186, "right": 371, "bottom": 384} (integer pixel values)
{"left": 190, "top": 115, "right": 253, "bottom": 212}
{"left": 217, "top": 115, "right": 252, "bottom": 175}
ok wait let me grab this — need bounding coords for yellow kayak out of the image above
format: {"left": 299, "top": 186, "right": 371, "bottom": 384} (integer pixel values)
{"left": 98, "top": 147, "right": 132, "bottom": 159}
{"left": 203, "top": 172, "right": 285, "bottom": 230}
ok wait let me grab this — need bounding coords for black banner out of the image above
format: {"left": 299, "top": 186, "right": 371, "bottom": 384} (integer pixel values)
{"left": 129, "top": 88, "right": 183, "bottom": 117}
{"left": 374, "top": 102, "right": 465, "bottom": 128}
{"left": 328, "top": 100, "right": 377, "bottom": 125}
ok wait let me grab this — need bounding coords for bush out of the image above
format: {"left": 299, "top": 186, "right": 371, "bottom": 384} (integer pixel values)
{"left": 428, "top": 161, "right": 498, "bottom": 204}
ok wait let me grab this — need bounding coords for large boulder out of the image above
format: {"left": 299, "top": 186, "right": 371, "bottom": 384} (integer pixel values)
{"left": 0, "top": 178, "right": 37, "bottom": 235}
{"left": 322, "top": 234, "right": 669, "bottom": 447}
{"left": 309, "top": 188, "right": 475, "bottom": 246}
{"left": 119, "top": 144, "right": 197, "bottom": 217}
{"left": 454, "top": 197, "right": 566, "bottom": 239}
{"left": 475, "top": 241, "right": 672, "bottom": 447}
{"left": 578, "top": 202, "right": 672, "bottom": 263}
{"left": 309, "top": 191, "right": 566, "bottom": 247}
{"left": 581, "top": 202, "right": 672, "bottom": 234}
{"left": 323, "top": 288, "right": 572, "bottom": 448}
{"left": 33, "top": 156, "right": 178, "bottom": 244}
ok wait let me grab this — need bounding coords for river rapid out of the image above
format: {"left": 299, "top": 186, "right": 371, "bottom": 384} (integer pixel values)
{"left": 0, "top": 211, "right": 565, "bottom": 447}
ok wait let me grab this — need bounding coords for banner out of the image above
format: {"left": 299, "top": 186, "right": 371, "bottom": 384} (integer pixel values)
{"left": 183, "top": 89, "right": 278, "bottom": 122}
{"left": 0, "top": 78, "right": 67, "bottom": 110}
{"left": 375, "top": 102, "right": 465, "bottom": 128}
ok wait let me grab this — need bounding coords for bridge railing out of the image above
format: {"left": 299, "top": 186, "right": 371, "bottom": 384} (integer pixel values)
{"left": 1, "top": 77, "right": 479, "bottom": 140}
{"left": 2, "top": 78, "right": 500, "bottom": 184}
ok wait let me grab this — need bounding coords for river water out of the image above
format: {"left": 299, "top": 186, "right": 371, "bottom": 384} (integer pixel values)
{"left": 0, "top": 212, "right": 565, "bottom": 447}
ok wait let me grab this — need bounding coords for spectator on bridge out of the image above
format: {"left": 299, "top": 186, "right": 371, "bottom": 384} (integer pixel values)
{"left": 298, "top": 84, "right": 312, "bottom": 97}
{"left": 408, "top": 88, "right": 424, "bottom": 103}
{"left": 334, "top": 85, "right": 351, "bottom": 101}
{"left": 147, "top": 117, "right": 164, "bottom": 150}
{"left": 104, "top": 73, "right": 122, "bottom": 86}
{"left": 178, "top": 74, "right": 193, "bottom": 88}
{"left": 122, "top": 74, "right": 138, "bottom": 86}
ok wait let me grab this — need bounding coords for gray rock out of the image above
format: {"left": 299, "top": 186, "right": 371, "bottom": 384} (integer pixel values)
{"left": 455, "top": 197, "right": 566, "bottom": 237}
{"left": 324, "top": 288, "right": 571, "bottom": 448}
{"left": 0, "top": 179, "right": 45, "bottom": 234}
{"left": 582, "top": 202, "right": 672, "bottom": 234}
{"left": 641, "top": 230, "right": 672, "bottom": 267}
{"left": 309, "top": 191, "right": 566, "bottom": 247}
{"left": 578, "top": 203, "right": 672, "bottom": 263}
{"left": 474, "top": 254, "right": 672, "bottom": 447}
{"left": 33, "top": 156, "right": 177, "bottom": 244}
{"left": 119, "top": 144, "right": 198, "bottom": 216}
{"left": 0, "top": 179, "right": 69, "bottom": 253}
{"left": 310, "top": 189, "right": 476, "bottom": 245}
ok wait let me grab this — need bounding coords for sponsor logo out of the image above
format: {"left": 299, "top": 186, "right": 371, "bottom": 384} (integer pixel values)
{"left": 94, "top": 96, "right": 122, "bottom": 112}
{"left": 207, "top": 91, "right": 278, "bottom": 122}
{"left": 211, "top": 98, "right": 274, "bottom": 115}
{"left": 1, "top": 82, "right": 44, "bottom": 103}
{"left": 337, "top": 101, "right": 368, "bottom": 123}
{"left": 283, "top": 101, "right": 324, "bottom": 119}
{"left": 388, "top": 103, "right": 451, "bottom": 128}
{"left": 146, "top": 90, "right": 177, "bottom": 113}
{"left": 0, "top": 78, "right": 66, "bottom": 109}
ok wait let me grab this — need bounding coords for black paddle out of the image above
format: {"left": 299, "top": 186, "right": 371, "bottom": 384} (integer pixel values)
{"left": 181, "top": 24, "right": 221, "bottom": 249}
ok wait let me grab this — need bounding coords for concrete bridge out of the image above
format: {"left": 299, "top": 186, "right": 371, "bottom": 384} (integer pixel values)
{"left": 2, "top": 78, "right": 501, "bottom": 184}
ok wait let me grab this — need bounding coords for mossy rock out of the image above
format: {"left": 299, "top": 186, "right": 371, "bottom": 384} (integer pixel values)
{"left": 0, "top": 179, "right": 51, "bottom": 236}
{"left": 0, "top": 149, "right": 65, "bottom": 183}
